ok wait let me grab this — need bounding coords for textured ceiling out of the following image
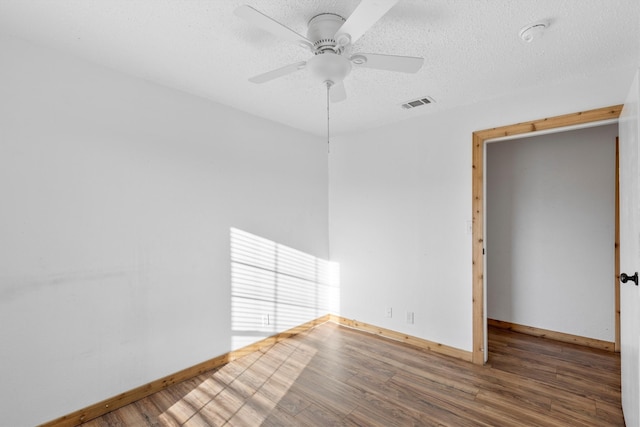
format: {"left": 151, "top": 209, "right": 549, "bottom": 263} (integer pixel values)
{"left": 0, "top": 0, "right": 638, "bottom": 136}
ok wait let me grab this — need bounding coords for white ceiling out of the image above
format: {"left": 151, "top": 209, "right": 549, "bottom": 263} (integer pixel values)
{"left": 0, "top": 0, "right": 638, "bottom": 136}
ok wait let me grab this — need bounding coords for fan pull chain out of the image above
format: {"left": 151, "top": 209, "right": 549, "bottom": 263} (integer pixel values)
{"left": 326, "top": 80, "right": 331, "bottom": 154}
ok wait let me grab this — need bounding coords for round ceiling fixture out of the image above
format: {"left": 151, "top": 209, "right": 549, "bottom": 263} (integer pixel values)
{"left": 307, "top": 52, "right": 352, "bottom": 85}
{"left": 519, "top": 21, "right": 549, "bottom": 43}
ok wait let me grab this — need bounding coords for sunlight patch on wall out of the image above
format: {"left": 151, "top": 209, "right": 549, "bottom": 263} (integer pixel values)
{"left": 230, "top": 228, "right": 339, "bottom": 349}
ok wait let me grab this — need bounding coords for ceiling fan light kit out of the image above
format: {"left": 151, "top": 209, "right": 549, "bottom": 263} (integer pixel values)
{"left": 307, "top": 53, "right": 352, "bottom": 85}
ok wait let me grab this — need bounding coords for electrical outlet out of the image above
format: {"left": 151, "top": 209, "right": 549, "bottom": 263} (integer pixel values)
{"left": 406, "top": 311, "right": 414, "bottom": 324}
{"left": 385, "top": 307, "right": 393, "bottom": 318}
{"left": 261, "top": 314, "right": 271, "bottom": 326}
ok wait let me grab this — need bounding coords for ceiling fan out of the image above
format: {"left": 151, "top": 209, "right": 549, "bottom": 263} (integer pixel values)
{"left": 235, "top": 0, "right": 425, "bottom": 103}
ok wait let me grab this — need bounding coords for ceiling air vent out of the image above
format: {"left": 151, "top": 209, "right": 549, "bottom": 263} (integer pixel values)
{"left": 401, "top": 96, "right": 435, "bottom": 110}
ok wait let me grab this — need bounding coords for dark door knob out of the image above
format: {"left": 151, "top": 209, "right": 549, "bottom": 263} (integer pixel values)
{"left": 620, "top": 272, "right": 638, "bottom": 286}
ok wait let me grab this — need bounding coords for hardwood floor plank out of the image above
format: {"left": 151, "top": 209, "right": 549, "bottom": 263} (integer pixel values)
{"left": 188, "top": 400, "right": 225, "bottom": 427}
{"left": 294, "top": 402, "right": 352, "bottom": 427}
{"left": 180, "top": 412, "right": 218, "bottom": 427}
{"left": 226, "top": 398, "right": 270, "bottom": 426}
{"left": 550, "top": 400, "right": 613, "bottom": 427}
{"left": 131, "top": 397, "right": 164, "bottom": 425}
{"left": 288, "top": 368, "right": 363, "bottom": 416}
{"left": 259, "top": 405, "right": 300, "bottom": 426}
{"left": 148, "top": 389, "right": 198, "bottom": 425}
{"left": 554, "top": 372, "right": 622, "bottom": 405}
{"left": 200, "top": 386, "right": 245, "bottom": 422}
{"left": 474, "top": 389, "right": 566, "bottom": 427}
{"left": 345, "top": 398, "right": 424, "bottom": 427}
{"left": 110, "top": 405, "right": 154, "bottom": 426}
{"left": 100, "top": 412, "right": 127, "bottom": 427}
{"left": 388, "top": 374, "right": 518, "bottom": 427}
{"left": 347, "top": 369, "right": 484, "bottom": 427}
{"left": 595, "top": 400, "right": 626, "bottom": 426}
{"left": 80, "top": 324, "right": 622, "bottom": 426}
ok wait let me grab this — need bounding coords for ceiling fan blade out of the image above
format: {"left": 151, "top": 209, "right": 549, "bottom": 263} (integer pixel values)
{"left": 330, "top": 82, "right": 347, "bottom": 103}
{"left": 248, "top": 61, "right": 307, "bottom": 84}
{"left": 335, "top": 0, "right": 399, "bottom": 45}
{"left": 235, "top": 5, "right": 313, "bottom": 50}
{"left": 351, "top": 53, "right": 424, "bottom": 73}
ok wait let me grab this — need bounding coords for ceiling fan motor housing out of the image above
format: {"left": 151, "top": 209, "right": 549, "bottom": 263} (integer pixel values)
{"left": 307, "top": 13, "right": 346, "bottom": 54}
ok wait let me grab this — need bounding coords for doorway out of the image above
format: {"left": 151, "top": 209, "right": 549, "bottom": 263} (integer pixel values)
{"left": 485, "top": 124, "right": 617, "bottom": 355}
{"left": 471, "top": 105, "right": 623, "bottom": 364}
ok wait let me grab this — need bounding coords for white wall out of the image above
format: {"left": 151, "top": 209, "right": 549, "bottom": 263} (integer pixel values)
{"left": 0, "top": 36, "right": 328, "bottom": 426}
{"left": 329, "top": 65, "right": 635, "bottom": 352}
{"left": 486, "top": 125, "right": 617, "bottom": 341}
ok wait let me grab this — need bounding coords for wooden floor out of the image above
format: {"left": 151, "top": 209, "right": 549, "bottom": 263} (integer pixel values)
{"left": 82, "top": 323, "right": 624, "bottom": 426}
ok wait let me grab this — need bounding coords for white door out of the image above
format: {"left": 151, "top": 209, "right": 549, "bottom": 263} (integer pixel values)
{"left": 619, "top": 69, "right": 640, "bottom": 427}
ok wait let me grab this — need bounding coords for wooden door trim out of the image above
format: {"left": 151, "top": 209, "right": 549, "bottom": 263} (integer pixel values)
{"left": 471, "top": 105, "right": 623, "bottom": 364}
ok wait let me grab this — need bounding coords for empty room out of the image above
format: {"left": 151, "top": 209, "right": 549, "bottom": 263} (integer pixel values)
{"left": 1, "top": 1, "right": 640, "bottom": 426}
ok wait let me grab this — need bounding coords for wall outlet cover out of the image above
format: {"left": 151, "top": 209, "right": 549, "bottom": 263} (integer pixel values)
{"left": 406, "top": 311, "right": 414, "bottom": 324}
